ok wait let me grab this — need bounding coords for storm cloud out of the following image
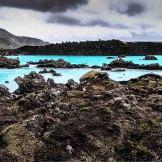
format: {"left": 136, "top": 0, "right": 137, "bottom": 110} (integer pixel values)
{"left": 47, "top": 14, "right": 111, "bottom": 27}
{"left": 122, "top": 2, "right": 145, "bottom": 16}
{"left": 0, "top": 0, "right": 162, "bottom": 42}
{"left": 0, "top": 0, "right": 88, "bottom": 12}
{"left": 47, "top": 15, "right": 81, "bottom": 25}
{"left": 109, "top": 0, "right": 146, "bottom": 16}
{"left": 47, "top": 14, "right": 129, "bottom": 29}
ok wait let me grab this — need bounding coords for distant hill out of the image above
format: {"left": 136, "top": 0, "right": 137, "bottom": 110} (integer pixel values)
{"left": 0, "top": 28, "right": 49, "bottom": 49}
{"left": 16, "top": 39, "right": 162, "bottom": 55}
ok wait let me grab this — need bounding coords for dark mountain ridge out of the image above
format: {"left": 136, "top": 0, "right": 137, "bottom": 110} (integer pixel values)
{"left": 0, "top": 28, "right": 49, "bottom": 49}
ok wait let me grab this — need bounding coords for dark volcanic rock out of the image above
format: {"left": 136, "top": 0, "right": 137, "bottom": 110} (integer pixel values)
{"left": 0, "top": 71, "right": 162, "bottom": 161}
{"left": 0, "top": 85, "right": 11, "bottom": 103}
{"left": 109, "top": 57, "right": 135, "bottom": 68}
{"left": 20, "top": 64, "right": 29, "bottom": 68}
{"left": 107, "top": 57, "right": 162, "bottom": 70}
{"left": 101, "top": 63, "right": 111, "bottom": 70}
{"left": 0, "top": 57, "right": 20, "bottom": 68}
{"left": 31, "top": 59, "right": 89, "bottom": 69}
{"left": 107, "top": 56, "right": 115, "bottom": 59}
{"left": 141, "top": 63, "right": 161, "bottom": 70}
{"left": 15, "top": 72, "right": 47, "bottom": 94}
{"left": 80, "top": 70, "right": 108, "bottom": 83}
{"left": 143, "top": 55, "right": 158, "bottom": 60}
{"left": 66, "top": 79, "right": 79, "bottom": 90}
{"left": 39, "top": 68, "right": 62, "bottom": 76}
{"left": 91, "top": 65, "right": 101, "bottom": 69}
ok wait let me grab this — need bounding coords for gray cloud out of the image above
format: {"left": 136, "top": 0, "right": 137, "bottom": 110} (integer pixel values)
{"left": 139, "top": 24, "right": 152, "bottom": 30}
{"left": 1, "top": 0, "right": 162, "bottom": 42}
{"left": 47, "top": 14, "right": 111, "bottom": 27}
{"left": 0, "top": 0, "right": 88, "bottom": 12}
{"left": 130, "top": 30, "right": 162, "bottom": 42}
{"left": 85, "top": 20, "right": 128, "bottom": 29}
{"left": 110, "top": 1, "right": 146, "bottom": 16}
{"left": 120, "top": 2, "right": 145, "bottom": 16}
{"left": 86, "top": 20, "right": 110, "bottom": 27}
{"left": 47, "top": 14, "right": 129, "bottom": 29}
{"left": 48, "top": 15, "right": 81, "bottom": 25}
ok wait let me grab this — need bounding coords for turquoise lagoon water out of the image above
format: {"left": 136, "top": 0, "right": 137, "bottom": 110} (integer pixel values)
{"left": 1, "top": 55, "right": 162, "bottom": 92}
{"left": 7, "top": 55, "right": 162, "bottom": 66}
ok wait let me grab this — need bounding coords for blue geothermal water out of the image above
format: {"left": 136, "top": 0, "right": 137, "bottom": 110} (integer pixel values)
{"left": 0, "top": 55, "right": 161, "bottom": 92}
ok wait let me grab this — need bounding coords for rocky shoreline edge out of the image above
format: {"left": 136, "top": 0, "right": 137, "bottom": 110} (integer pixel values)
{"left": 0, "top": 70, "right": 162, "bottom": 161}
{"left": 2, "top": 56, "right": 162, "bottom": 71}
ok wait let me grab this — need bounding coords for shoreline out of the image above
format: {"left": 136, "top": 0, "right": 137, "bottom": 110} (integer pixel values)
{"left": 0, "top": 55, "right": 161, "bottom": 73}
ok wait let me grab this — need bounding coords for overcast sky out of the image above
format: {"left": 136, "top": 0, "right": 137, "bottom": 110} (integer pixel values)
{"left": 0, "top": 0, "right": 162, "bottom": 42}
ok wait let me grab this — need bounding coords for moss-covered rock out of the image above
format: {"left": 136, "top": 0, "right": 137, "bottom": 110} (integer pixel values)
{"left": 2, "top": 122, "right": 44, "bottom": 162}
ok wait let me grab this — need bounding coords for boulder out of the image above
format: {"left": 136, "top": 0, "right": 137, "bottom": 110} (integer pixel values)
{"left": 91, "top": 65, "right": 101, "bottom": 69}
{"left": 107, "top": 56, "right": 115, "bottom": 59}
{"left": 0, "top": 57, "right": 20, "bottom": 68}
{"left": 66, "top": 79, "right": 79, "bottom": 90}
{"left": 80, "top": 70, "right": 108, "bottom": 82}
{"left": 143, "top": 55, "right": 158, "bottom": 60}
{"left": 39, "top": 68, "right": 48, "bottom": 73}
{"left": 101, "top": 63, "right": 111, "bottom": 70}
{"left": 109, "top": 57, "right": 134, "bottom": 68}
{"left": 144, "top": 63, "right": 161, "bottom": 70}
{"left": 15, "top": 72, "right": 47, "bottom": 94}
{"left": 39, "top": 68, "right": 62, "bottom": 76}
{"left": 0, "top": 85, "right": 11, "bottom": 103}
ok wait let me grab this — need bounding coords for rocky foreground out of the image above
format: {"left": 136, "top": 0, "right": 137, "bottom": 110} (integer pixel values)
{"left": 0, "top": 71, "right": 162, "bottom": 161}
